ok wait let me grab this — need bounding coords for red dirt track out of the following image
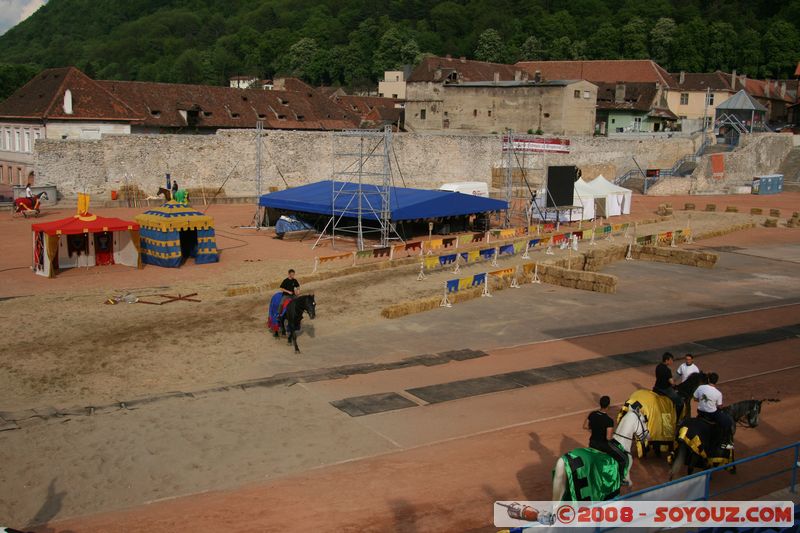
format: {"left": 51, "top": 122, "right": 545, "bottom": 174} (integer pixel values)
{"left": 45, "top": 328, "right": 800, "bottom": 532}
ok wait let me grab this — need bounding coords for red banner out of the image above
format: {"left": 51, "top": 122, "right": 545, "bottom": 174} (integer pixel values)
{"left": 502, "top": 136, "right": 571, "bottom": 154}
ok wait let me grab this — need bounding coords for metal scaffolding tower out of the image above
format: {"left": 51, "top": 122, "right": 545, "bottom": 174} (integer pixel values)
{"left": 314, "top": 126, "right": 402, "bottom": 250}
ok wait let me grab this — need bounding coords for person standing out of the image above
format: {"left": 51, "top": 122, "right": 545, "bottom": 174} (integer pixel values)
{"left": 676, "top": 354, "right": 700, "bottom": 384}
{"left": 653, "top": 352, "right": 683, "bottom": 418}
{"left": 25, "top": 182, "right": 33, "bottom": 199}
{"left": 694, "top": 373, "right": 734, "bottom": 449}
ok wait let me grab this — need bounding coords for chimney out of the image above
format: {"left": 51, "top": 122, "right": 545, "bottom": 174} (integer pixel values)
{"left": 740, "top": 74, "right": 747, "bottom": 90}
{"left": 765, "top": 79, "right": 770, "bottom": 98}
{"left": 493, "top": 71, "right": 500, "bottom": 83}
{"left": 514, "top": 70, "right": 522, "bottom": 81}
{"left": 459, "top": 56, "right": 466, "bottom": 63}
{"left": 731, "top": 69, "right": 737, "bottom": 89}
{"left": 434, "top": 68, "right": 442, "bottom": 82}
{"left": 781, "top": 81, "right": 787, "bottom": 97}
{"left": 615, "top": 82, "right": 626, "bottom": 103}
{"left": 534, "top": 70, "right": 542, "bottom": 83}
{"left": 679, "top": 71, "right": 685, "bottom": 84}
{"left": 445, "top": 54, "right": 452, "bottom": 59}
{"left": 521, "top": 71, "right": 529, "bottom": 81}
{"left": 63, "top": 89, "right": 73, "bottom": 115}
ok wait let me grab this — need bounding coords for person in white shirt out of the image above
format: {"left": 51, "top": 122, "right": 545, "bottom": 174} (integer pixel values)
{"left": 694, "top": 373, "right": 734, "bottom": 448}
{"left": 25, "top": 183, "right": 33, "bottom": 198}
{"left": 676, "top": 354, "right": 700, "bottom": 383}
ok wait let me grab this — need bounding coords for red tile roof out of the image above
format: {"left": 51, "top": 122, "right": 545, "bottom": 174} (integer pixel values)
{"left": 595, "top": 82, "right": 659, "bottom": 112}
{"left": 97, "top": 79, "right": 360, "bottom": 130}
{"left": 408, "top": 56, "right": 520, "bottom": 83}
{"left": 0, "top": 67, "right": 140, "bottom": 121}
{"left": 742, "top": 78, "right": 794, "bottom": 103}
{"left": 516, "top": 60, "right": 677, "bottom": 87}
{"left": 795, "top": 62, "right": 800, "bottom": 77}
{"left": 671, "top": 71, "right": 735, "bottom": 92}
{"left": 332, "top": 95, "right": 401, "bottom": 116}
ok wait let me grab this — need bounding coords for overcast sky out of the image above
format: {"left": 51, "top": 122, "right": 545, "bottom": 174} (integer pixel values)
{"left": 0, "top": 0, "right": 47, "bottom": 36}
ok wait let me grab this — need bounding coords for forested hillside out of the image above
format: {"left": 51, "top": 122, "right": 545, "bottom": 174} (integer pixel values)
{"left": 1, "top": 0, "right": 798, "bottom": 99}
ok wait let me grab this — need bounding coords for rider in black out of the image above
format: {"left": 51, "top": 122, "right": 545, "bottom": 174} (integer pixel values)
{"left": 653, "top": 352, "right": 684, "bottom": 419}
{"left": 279, "top": 269, "right": 300, "bottom": 305}
{"left": 585, "top": 396, "right": 627, "bottom": 478}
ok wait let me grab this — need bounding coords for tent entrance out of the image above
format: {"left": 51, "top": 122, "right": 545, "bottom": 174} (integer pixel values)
{"left": 179, "top": 229, "right": 198, "bottom": 263}
{"left": 94, "top": 231, "right": 114, "bottom": 266}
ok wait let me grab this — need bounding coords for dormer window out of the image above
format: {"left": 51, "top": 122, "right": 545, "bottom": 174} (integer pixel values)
{"left": 242, "top": 96, "right": 248, "bottom": 102}
{"left": 296, "top": 114, "right": 304, "bottom": 121}
{"left": 150, "top": 109, "right": 161, "bottom": 117}
{"left": 203, "top": 111, "right": 212, "bottom": 117}
{"left": 257, "top": 113, "right": 266, "bottom": 119}
{"left": 277, "top": 114, "right": 286, "bottom": 120}
{"left": 279, "top": 98, "right": 289, "bottom": 105}
{"left": 63, "top": 89, "right": 73, "bottom": 115}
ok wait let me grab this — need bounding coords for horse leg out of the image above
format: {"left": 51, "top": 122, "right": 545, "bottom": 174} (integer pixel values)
{"left": 669, "top": 443, "right": 686, "bottom": 481}
{"left": 552, "top": 457, "right": 566, "bottom": 504}
{"left": 292, "top": 330, "right": 300, "bottom": 353}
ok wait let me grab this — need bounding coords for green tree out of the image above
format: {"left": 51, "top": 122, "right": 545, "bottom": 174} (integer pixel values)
{"left": 474, "top": 28, "right": 506, "bottom": 63}
{"left": 548, "top": 36, "right": 573, "bottom": 60}
{"left": 621, "top": 17, "right": 648, "bottom": 59}
{"left": 706, "top": 22, "right": 735, "bottom": 71}
{"left": 518, "top": 36, "right": 544, "bottom": 60}
{"left": 649, "top": 17, "right": 676, "bottom": 67}
{"left": 172, "top": 49, "right": 203, "bottom": 84}
{"left": 586, "top": 23, "right": 620, "bottom": 59}
{"left": 0, "top": 63, "right": 39, "bottom": 100}
{"left": 762, "top": 19, "right": 800, "bottom": 78}
{"left": 286, "top": 37, "right": 319, "bottom": 78}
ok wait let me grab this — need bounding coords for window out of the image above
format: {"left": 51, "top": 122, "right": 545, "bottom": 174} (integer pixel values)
{"left": 543, "top": 112, "right": 550, "bottom": 118}
{"left": 0, "top": 130, "right": 4, "bottom": 150}
{"left": 488, "top": 110, "right": 492, "bottom": 117}
{"left": 583, "top": 90, "right": 590, "bottom": 99}
{"left": 680, "top": 93, "right": 689, "bottom": 105}
{"left": 704, "top": 116, "right": 713, "bottom": 129}
{"left": 15, "top": 131, "right": 20, "bottom": 152}
{"left": 24, "top": 131, "right": 30, "bottom": 152}
{"left": 420, "top": 108, "right": 426, "bottom": 120}
{"left": 574, "top": 90, "right": 581, "bottom": 98}
{"left": 0, "top": 167, "right": 3, "bottom": 183}
{"left": 443, "top": 111, "right": 448, "bottom": 117}
{"left": 391, "top": 94, "right": 398, "bottom": 98}
{"left": 611, "top": 118, "right": 615, "bottom": 124}
{"left": 706, "top": 93, "right": 714, "bottom": 106}
{"left": 473, "top": 109, "right": 477, "bottom": 117}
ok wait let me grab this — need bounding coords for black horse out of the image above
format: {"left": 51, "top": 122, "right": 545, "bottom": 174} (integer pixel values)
{"left": 278, "top": 294, "right": 316, "bottom": 353}
{"left": 669, "top": 399, "right": 763, "bottom": 479}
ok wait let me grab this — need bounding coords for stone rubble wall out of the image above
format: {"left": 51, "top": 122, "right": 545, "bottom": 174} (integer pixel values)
{"left": 35, "top": 130, "right": 700, "bottom": 199}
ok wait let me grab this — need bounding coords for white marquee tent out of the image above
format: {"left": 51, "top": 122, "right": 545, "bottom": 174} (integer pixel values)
{"left": 584, "top": 175, "right": 633, "bottom": 217}
{"left": 532, "top": 179, "right": 606, "bottom": 222}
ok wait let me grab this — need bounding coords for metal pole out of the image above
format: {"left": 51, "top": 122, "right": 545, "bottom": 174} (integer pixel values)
{"left": 357, "top": 136, "right": 364, "bottom": 251}
{"left": 791, "top": 443, "right": 799, "bottom": 493}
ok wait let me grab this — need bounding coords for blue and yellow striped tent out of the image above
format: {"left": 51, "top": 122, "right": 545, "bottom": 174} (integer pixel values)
{"left": 134, "top": 202, "right": 219, "bottom": 267}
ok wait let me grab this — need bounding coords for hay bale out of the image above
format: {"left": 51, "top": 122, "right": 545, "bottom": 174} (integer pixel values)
{"left": 725, "top": 206, "right": 738, "bottom": 213}
{"left": 764, "top": 218, "right": 778, "bottom": 228}
{"left": 705, "top": 204, "right": 717, "bottom": 212}
{"left": 750, "top": 208, "right": 763, "bottom": 215}
{"left": 770, "top": 209, "right": 781, "bottom": 217}
{"left": 684, "top": 203, "right": 695, "bottom": 210}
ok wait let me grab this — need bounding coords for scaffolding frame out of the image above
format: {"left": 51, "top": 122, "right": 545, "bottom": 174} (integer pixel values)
{"left": 313, "top": 126, "right": 402, "bottom": 250}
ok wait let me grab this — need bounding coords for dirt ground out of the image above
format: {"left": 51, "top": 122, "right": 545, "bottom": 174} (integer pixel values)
{"left": 0, "top": 192, "right": 798, "bottom": 531}
{"left": 0, "top": 195, "right": 798, "bottom": 410}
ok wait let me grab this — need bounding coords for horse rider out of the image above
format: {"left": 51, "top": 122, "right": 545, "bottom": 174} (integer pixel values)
{"left": 584, "top": 395, "right": 627, "bottom": 477}
{"left": 653, "top": 352, "right": 684, "bottom": 419}
{"left": 171, "top": 179, "right": 179, "bottom": 199}
{"left": 279, "top": 269, "right": 300, "bottom": 306}
{"left": 676, "top": 353, "right": 700, "bottom": 384}
{"left": 694, "top": 372, "right": 734, "bottom": 449}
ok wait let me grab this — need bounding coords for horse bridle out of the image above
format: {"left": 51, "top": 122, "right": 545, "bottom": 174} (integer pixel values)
{"left": 613, "top": 408, "right": 649, "bottom": 445}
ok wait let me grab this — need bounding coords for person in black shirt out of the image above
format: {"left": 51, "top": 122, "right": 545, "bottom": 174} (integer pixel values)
{"left": 585, "top": 395, "right": 613, "bottom": 448}
{"left": 653, "top": 352, "right": 683, "bottom": 417}
{"left": 279, "top": 269, "right": 300, "bottom": 304}
{"left": 584, "top": 395, "right": 626, "bottom": 479}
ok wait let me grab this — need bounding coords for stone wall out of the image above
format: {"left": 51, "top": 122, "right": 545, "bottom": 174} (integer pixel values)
{"left": 691, "top": 133, "right": 794, "bottom": 193}
{"left": 35, "top": 130, "right": 700, "bottom": 199}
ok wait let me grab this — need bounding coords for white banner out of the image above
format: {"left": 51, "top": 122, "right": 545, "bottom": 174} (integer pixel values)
{"left": 493, "top": 501, "right": 794, "bottom": 528}
{"left": 502, "top": 137, "right": 571, "bottom": 154}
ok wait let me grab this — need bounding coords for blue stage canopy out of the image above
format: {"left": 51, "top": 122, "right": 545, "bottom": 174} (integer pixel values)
{"left": 259, "top": 180, "right": 507, "bottom": 221}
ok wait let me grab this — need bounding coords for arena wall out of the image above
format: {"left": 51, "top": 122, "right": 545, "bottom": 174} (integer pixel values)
{"left": 35, "top": 130, "right": 701, "bottom": 200}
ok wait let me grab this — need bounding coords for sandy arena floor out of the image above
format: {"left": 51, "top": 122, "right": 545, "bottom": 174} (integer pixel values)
{"left": 0, "top": 192, "right": 798, "bottom": 531}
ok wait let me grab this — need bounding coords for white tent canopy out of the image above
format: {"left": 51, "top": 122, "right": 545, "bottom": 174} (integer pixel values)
{"left": 532, "top": 179, "right": 606, "bottom": 222}
{"left": 584, "top": 175, "right": 632, "bottom": 217}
